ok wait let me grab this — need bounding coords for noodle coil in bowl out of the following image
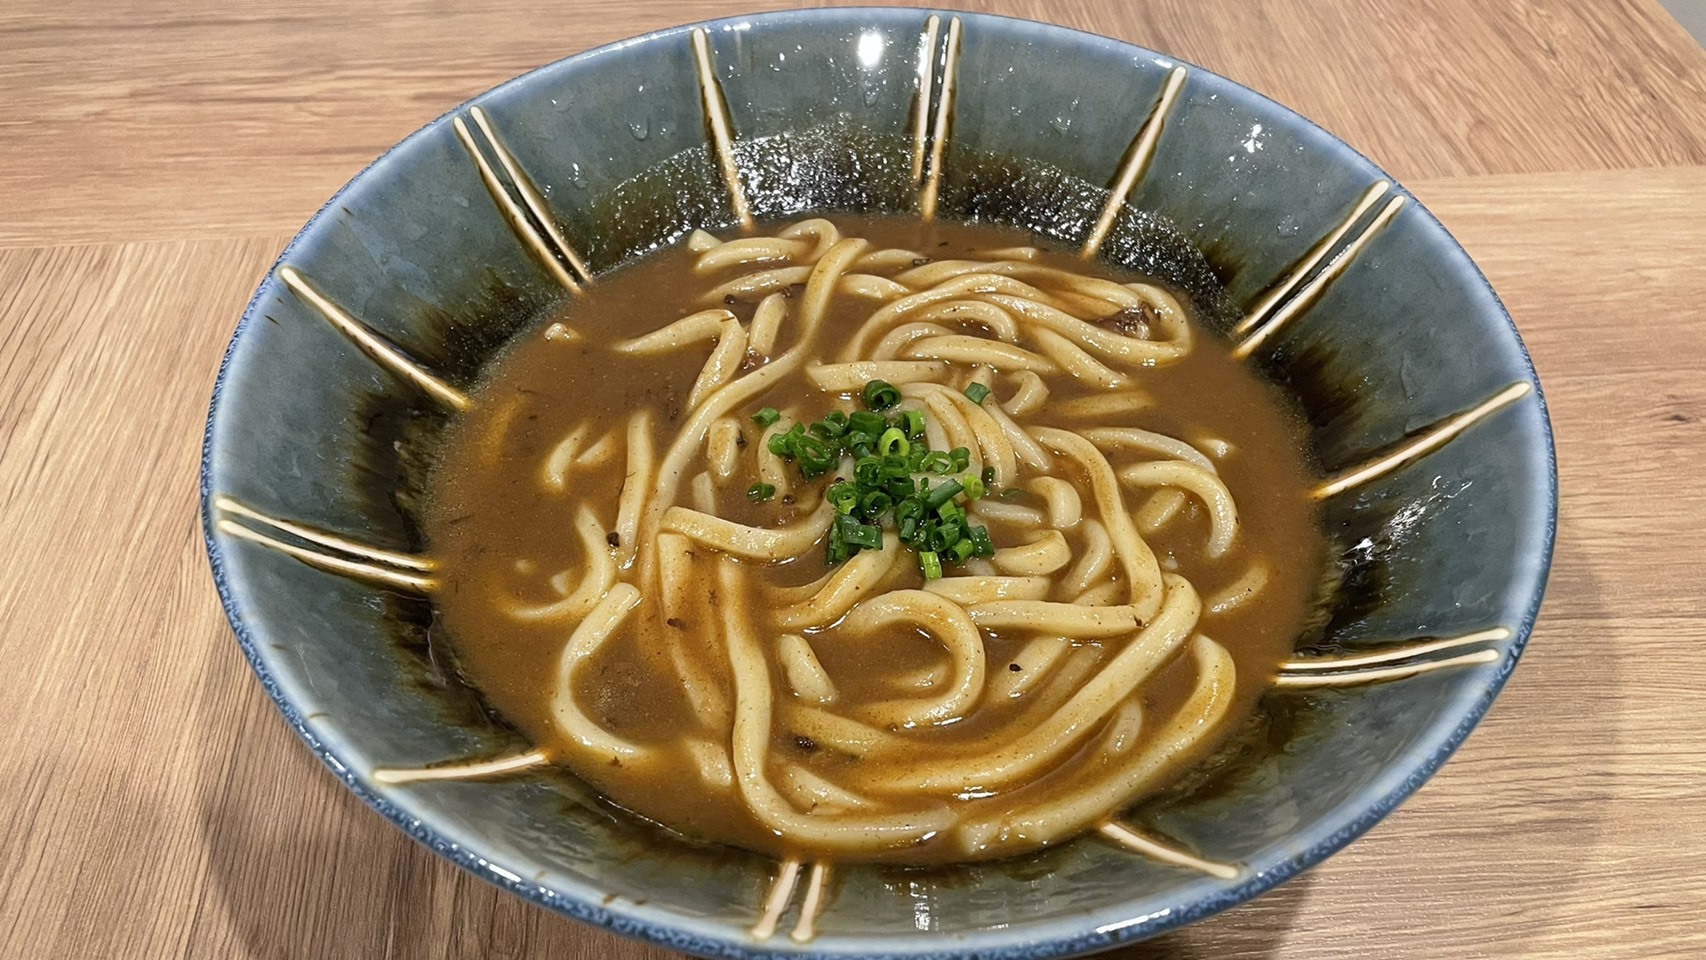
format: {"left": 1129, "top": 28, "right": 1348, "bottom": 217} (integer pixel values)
{"left": 201, "top": 9, "right": 1555, "bottom": 959}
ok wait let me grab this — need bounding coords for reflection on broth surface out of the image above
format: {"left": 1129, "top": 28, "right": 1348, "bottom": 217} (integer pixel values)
{"left": 425, "top": 215, "right": 1326, "bottom": 865}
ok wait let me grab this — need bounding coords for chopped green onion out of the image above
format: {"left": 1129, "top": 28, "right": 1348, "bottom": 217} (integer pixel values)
{"left": 963, "top": 382, "right": 992, "bottom": 406}
{"left": 949, "top": 538, "right": 976, "bottom": 562}
{"left": 878, "top": 427, "right": 910, "bottom": 457}
{"left": 949, "top": 447, "right": 971, "bottom": 471}
{"left": 900, "top": 409, "right": 925, "bottom": 438}
{"left": 962, "top": 474, "right": 986, "bottom": 500}
{"left": 859, "top": 490, "right": 892, "bottom": 518}
{"left": 838, "top": 514, "right": 883, "bottom": 550}
{"left": 926, "top": 480, "right": 964, "bottom": 509}
{"left": 968, "top": 525, "right": 995, "bottom": 557}
{"left": 862, "top": 379, "right": 901, "bottom": 411}
{"left": 918, "top": 550, "right": 943, "bottom": 580}
{"left": 752, "top": 407, "right": 781, "bottom": 427}
{"left": 827, "top": 482, "right": 859, "bottom": 514}
{"left": 747, "top": 482, "right": 776, "bottom": 503}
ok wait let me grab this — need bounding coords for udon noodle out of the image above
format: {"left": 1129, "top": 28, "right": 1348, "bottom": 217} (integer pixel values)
{"left": 426, "top": 216, "right": 1324, "bottom": 864}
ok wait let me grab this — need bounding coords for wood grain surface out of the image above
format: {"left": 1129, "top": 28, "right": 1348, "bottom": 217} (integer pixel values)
{"left": 3, "top": 2, "right": 1704, "bottom": 958}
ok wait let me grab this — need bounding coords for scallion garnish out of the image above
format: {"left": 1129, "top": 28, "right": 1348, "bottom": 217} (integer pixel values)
{"left": 749, "top": 380, "right": 999, "bottom": 575}
{"left": 964, "top": 382, "right": 992, "bottom": 405}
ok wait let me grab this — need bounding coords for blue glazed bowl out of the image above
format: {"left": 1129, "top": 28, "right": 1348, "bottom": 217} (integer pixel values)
{"left": 201, "top": 8, "right": 1555, "bottom": 959}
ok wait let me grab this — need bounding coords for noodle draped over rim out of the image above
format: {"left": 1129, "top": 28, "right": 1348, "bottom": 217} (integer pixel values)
{"left": 497, "top": 219, "right": 1260, "bottom": 861}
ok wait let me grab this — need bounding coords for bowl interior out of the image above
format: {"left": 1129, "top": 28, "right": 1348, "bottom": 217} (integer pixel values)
{"left": 203, "top": 8, "right": 1554, "bottom": 959}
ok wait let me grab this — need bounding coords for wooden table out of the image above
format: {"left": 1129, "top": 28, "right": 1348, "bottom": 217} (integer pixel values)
{"left": 4, "top": 1, "right": 1704, "bottom": 957}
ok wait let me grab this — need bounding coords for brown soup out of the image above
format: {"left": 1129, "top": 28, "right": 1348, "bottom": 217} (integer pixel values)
{"left": 424, "top": 214, "right": 1325, "bottom": 865}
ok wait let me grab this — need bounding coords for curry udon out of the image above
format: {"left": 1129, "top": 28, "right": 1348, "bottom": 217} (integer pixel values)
{"left": 424, "top": 215, "right": 1324, "bottom": 864}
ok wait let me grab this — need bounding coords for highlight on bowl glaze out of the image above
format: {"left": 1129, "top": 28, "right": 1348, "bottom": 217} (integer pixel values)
{"left": 202, "top": 9, "right": 1555, "bottom": 959}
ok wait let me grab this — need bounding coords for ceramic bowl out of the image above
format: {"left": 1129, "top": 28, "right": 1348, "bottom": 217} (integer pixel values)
{"left": 201, "top": 8, "right": 1556, "bottom": 958}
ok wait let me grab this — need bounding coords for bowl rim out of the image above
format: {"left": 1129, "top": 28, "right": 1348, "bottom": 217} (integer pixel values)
{"left": 200, "top": 6, "right": 1559, "bottom": 958}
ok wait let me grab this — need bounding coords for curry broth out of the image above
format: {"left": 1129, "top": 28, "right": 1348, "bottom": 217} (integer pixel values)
{"left": 424, "top": 216, "right": 1326, "bottom": 862}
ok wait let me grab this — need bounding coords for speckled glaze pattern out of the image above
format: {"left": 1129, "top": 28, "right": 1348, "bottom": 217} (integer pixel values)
{"left": 201, "top": 8, "right": 1556, "bottom": 959}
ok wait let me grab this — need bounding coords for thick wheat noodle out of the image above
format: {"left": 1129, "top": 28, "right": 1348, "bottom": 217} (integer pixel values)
{"left": 780, "top": 765, "right": 879, "bottom": 812}
{"left": 1135, "top": 489, "right": 1189, "bottom": 532}
{"left": 1197, "top": 435, "right": 1235, "bottom": 459}
{"left": 921, "top": 401, "right": 952, "bottom": 453}
{"left": 1050, "top": 392, "right": 1153, "bottom": 418}
{"left": 779, "top": 633, "right": 838, "bottom": 703}
{"left": 975, "top": 245, "right": 1040, "bottom": 260}
{"left": 860, "top": 576, "right": 1198, "bottom": 793}
{"left": 686, "top": 228, "right": 720, "bottom": 252}
{"left": 505, "top": 506, "right": 615, "bottom": 622}
{"left": 717, "top": 560, "right": 958, "bottom": 850}
{"left": 967, "top": 599, "right": 1151, "bottom": 638}
{"left": 783, "top": 705, "right": 917, "bottom": 757}
{"left": 550, "top": 583, "right": 648, "bottom": 762}
{"left": 892, "top": 259, "right": 1149, "bottom": 311}
{"left": 661, "top": 497, "right": 835, "bottom": 561}
{"left": 1207, "top": 562, "right": 1270, "bottom": 614}
{"left": 889, "top": 663, "right": 944, "bottom": 691}
{"left": 954, "top": 635, "right": 1234, "bottom": 855}
{"left": 979, "top": 398, "right": 1054, "bottom": 472}
{"left": 1035, "top": 427, "right": 1165, "bottom": 618}
{"left": 574, "top": 429, "right": 620, "bottom": 467}
{"left": 686, "top": 317, "right": 750, "bottom": 410}
{"left": 707, "top": 418, "right": 742, "bottom": 481}
{"left": 615, "top": 308, "right": 734, "bottom": 354}
{"left": 1119, "top": 461, "right": 1239, "bottom": 557}
{"left": 853, "top": 247, "right": 928, "bottom": 272}
{"left": 1102, "top": 698, "right": 1146, "bottom": 756}
{"left": 1083, "top": 427, "right": 1217, "bottom": 471}
{"left": 923, "top": 576, "right": 1051, "bottom": 604}
{"left": 840, "top": 274, "right": 912, "bottom": 300}
{"left": 1029, "top": 327, "right": 1127, "bottom": 388}
{"left": 902, "top": 335, "right": 1058, "bottom": 374}
{"left": 668, "top": 625, "right": 732, "bottom": 730}
{"left": 703, "top": 265, "right": 812, "bottom": 303}
{"left": 837, "top": 272, "right": 1070, "bottom": 360}
{"left": 748, "top": 293, "right": 787, "bottom": 358}
{"left": 778, "top": 218, "right": 842, "bottom": 261}
{"left": 912, "top": 300, "right": 1022, "bottom": 342}
{"left": 656, "top": 539, "right": 732, "bottom": 729}
{"left": 986, "top": 293, "right": 1191, "bottom": 364}
{"left": 1074, "top": 581, "right": 1126, "bottom": 606}
{"left": 1060, "top": 518, "right": 1112, "bottom": 596}
{"left": 1029, "top": 477, "right": 1083, "bottom": 527}
{"left": 873, "top": 322, "right": 956, "bottom": 360}
{"left": 991, "top": 529, "right": 1072, "bottom": 576}
{"left": 638, "top": 238, "right": 865, "bottom": 595}
{"left": 1057, "top": 289, "right": 1138, "bottom": 319}
{"left": 906, "top": 383, "right": 1013, "bottom": 482}
{"left": 690, "top": 471, "right": 717, "bottom": 513}
{"left": 685, "top": 739, "right": 735, "bottom": 788}
{"left": 987, "top": 635, "right": 1074, "bottom": 699}
{"left": 842, "top": 590, "right": 986, "bottom": 727}
{"left": 970, "top": 498, "right": 1046, "bottom": 527}
{"left": 920, "top": 391, "right": 984, "bottom": 478}
{"left": 756, "top": 411, "right": 797, "bottom": 498}
{"left": 613, "top": 410, "right": 654, "bottom": 568}
{"left": 542, "top": 423, "right": 589, "bottom": 492}
{"left": 774, "top": 535, "right": 904, "bottom": 629}
{"left": 967, "top": 365, "right": 996, "bottom": 391}
{"left": 656, "top": 532, "right": 696, "bottom": 623}
{"left": 1003, "top": 369, "right": 1050, "bottom": 416}
{"left": 694, "top": 237, "right": 812, "bottom": 273}
{"left": 808, "top": 360, "right": 947, "bottom": 391}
